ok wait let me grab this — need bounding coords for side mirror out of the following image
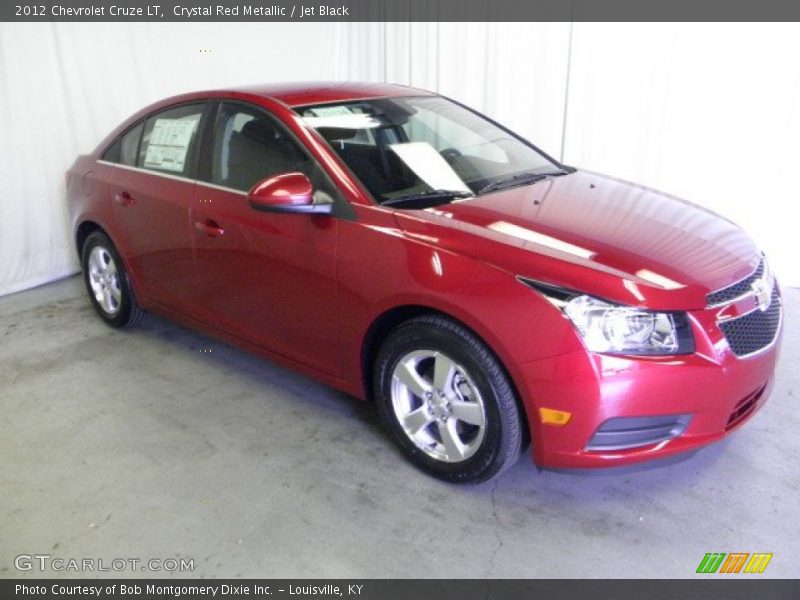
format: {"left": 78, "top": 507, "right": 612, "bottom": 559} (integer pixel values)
{"left": 248, "top": 172, "right": 332, "bottom": 215}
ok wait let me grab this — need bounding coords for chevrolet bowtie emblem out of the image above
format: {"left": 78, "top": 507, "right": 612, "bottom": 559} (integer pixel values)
{"left": 751, "top": 278, "right": 772, "bottom": 312}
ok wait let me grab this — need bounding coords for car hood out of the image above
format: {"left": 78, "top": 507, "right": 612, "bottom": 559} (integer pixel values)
{"left": 392, "top": 170, "right": 760, "bottom": 310}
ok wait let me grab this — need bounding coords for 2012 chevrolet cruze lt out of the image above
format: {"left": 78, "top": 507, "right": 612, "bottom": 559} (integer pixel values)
{"left": 67, "top": 83, "right": 782, "bottom": 483}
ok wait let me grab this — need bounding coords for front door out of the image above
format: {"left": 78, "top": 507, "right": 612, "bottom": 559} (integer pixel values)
{"left": 191, "top": 102, "right": 340, "bottom": 376}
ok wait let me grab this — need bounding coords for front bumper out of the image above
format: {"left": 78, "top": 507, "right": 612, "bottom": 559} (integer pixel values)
{"left": 515, "top": 301, "right": 782, "bottom": 470}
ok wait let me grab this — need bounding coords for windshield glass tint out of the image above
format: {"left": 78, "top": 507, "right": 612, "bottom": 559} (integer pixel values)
{"left": 297, "top": 96, "right": 559, "bottom": 204}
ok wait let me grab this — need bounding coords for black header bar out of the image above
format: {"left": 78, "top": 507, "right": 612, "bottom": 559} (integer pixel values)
{"left": 4, "top": 0, "right": 800, "bottom": 22}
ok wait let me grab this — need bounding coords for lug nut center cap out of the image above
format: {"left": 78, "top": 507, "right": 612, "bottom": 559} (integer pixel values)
{"left": 428, "top": 392, "right": 450, "bottom": 420}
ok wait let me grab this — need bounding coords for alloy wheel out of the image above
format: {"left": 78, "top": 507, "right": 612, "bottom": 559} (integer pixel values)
{"left": 87, "top": 246, "right": 122, "bottom": 316}
{"left": 390, "top": 349, "right": 487, "bottom": 463}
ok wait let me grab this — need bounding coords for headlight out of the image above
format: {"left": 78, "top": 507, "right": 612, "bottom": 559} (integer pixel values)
{"left": 519, "top": 279, "right": 694, "bottom": 356}
{"left": 563, "top": 295, "right": 693, "bottom": 354}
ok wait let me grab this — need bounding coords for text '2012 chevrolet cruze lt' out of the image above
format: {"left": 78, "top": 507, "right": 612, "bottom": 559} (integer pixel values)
{"left": 67, "top": 82, "right": 782, "bottom": 483}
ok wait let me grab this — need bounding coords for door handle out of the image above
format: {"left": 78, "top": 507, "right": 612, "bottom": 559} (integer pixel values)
{"left": 194, "top": 219, "right": 225, "bottom": 237}
{"left": 114, "top": 191, "right": 136, "bottom": 207}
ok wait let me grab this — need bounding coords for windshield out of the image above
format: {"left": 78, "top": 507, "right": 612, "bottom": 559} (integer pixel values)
{"left": 296, "top": 96, "right": 564, "bottom": 206}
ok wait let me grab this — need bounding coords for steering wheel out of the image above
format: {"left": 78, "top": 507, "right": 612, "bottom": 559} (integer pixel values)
{"left": 440, "top": 147, "right": 462, "bottom": 165}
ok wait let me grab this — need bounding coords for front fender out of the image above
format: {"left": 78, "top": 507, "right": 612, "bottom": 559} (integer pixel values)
{"left": 335, "top": 206, "right": 583, "bottom": 407}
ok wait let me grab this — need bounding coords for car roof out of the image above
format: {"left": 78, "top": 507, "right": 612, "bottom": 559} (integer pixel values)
{"left": 220, "top": 81, "right": 436, "bottom": 107}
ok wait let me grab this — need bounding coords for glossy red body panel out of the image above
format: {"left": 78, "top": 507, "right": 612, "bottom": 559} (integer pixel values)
{"left": 249, "top": 172, "right": 314, "bottom": 207}
{"left": 192, "top": 181, "right": 339, "bottom": 375}
{"left": 398, "top": 173, "right": 759, "bottom": 311}
{"left": 521, "top": 315, "right": 780, "bottom": 468}
{"left": 239, "top": 81, "right": 434, "bottom": 108}
{"left": 66, "top": 82, "right": 782, "bottom": 470}
{"left": 108, "top": 167, "right": 196, "bottom": 311}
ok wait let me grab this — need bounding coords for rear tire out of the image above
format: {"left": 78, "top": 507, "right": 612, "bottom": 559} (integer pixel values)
{"left": 81, "top": 231, "right": 143, "bottom": 328}
{"left": 374, "top": 315, "right": 523, "bottom": 484}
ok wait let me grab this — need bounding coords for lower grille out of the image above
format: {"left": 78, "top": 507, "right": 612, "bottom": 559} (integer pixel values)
{"left": 586, "top": 414, "right": 692, "bottom": 451}
{"left": 719, "top": 289, "right": 782, "bottom": 357}
{"left": 726, "top": 385, "right": 766, "bottom": 431}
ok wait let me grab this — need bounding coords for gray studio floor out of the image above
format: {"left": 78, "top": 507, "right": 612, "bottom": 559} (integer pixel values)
{"left": 1, "top": 275, "right": 798, "bottom": 579}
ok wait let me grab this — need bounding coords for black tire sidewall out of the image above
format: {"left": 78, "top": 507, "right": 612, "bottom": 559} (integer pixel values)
{"left": 374, "top": 318, "right": 519, "bottom": 483}
{"left": 81, "top": 232, "right": 135, "bottom": 328}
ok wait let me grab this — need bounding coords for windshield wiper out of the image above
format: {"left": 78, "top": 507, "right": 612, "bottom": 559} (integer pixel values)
{"left": 381, "top": 189, "right": 473, "bottom": 208}
{"left": 478, "top": 170, "right": 567, "bottom": 195}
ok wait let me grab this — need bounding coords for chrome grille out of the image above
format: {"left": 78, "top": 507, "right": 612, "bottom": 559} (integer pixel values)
{"left": 707, "top": 259, "right": 764, "bottom": 306}
{"left": 718, "top": 288, "right": 781, "bottom": 357}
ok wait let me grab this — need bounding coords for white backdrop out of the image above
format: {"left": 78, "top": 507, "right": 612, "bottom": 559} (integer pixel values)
{"left": 0, "top": 22, "right": 341, "bottom": 296}
{"left": 2, "top": 22, "right": 799, "bottom": 296}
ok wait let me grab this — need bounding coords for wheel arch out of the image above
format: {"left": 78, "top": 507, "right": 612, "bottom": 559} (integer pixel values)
{"left": 360, "top": 304, "right": 531, "bottom": 447}
{"left": 75, "top": 220, "right": 142, "bottom": 300}
{"left": 76, "top": 220, "right": 104, "bottom": 258}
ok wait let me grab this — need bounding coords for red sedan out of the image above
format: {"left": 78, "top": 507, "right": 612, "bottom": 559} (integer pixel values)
{"left": 66, "top": 82, "right": 782, "bottom": 483}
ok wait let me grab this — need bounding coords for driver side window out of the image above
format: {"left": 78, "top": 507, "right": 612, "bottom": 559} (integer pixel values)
{"left": 211, "top": 103, "right": 311, "bottom": 192}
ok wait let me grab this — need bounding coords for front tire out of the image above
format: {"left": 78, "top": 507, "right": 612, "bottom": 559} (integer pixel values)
{"left": 374, "top": 315, "right": 523, "bottom": 484}
{"left": 81, "top": 231, "right": 143, "bottom": 328}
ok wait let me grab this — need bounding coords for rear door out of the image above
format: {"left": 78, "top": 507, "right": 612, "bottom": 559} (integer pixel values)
{"left": 106, "top": 102, "right": 210, "bottom": 312}
{"left": 191, "top": 101, "right": 340, "bottom": 375}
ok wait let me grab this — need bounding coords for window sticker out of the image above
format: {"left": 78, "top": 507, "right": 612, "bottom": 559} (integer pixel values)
{"left": 389, "top": 142, "right": 471, "bottom": 193}
{"left": 303, "top": 113, "right": 381, "bottom": 130}
{"left": 308, "top": 106, "right": 354, "bottom": 117}
{"left": 143, "top": 117, "right": 199, "bottom": 172}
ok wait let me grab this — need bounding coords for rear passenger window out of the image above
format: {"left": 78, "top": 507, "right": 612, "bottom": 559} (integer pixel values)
{"left": 138, "top": 104, "right": 205, "bottom": 176}
{"left": 101, "top": 121, "right": 143, "bottom": 166}
{"left": 119, "top": 122, "right": 143, "bottom": 166}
